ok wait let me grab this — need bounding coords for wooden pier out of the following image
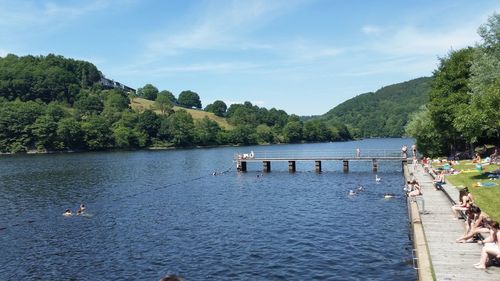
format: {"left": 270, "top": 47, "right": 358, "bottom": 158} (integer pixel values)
{"left": 235, "top": 149, "right": 407, "bottom": 172}
{"left": 407, "top": 163, "right": 499, "bottom": 280}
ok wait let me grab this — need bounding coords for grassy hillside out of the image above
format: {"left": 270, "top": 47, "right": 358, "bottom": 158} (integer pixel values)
{"left": 131, "top": 97, "right": 233, "bottom": 129}
{"left": 322, "top": 77, "right": 432, "bottom": 137}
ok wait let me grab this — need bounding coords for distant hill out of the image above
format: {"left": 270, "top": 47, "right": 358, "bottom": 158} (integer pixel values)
{"left": 321, "top": 77, "right": 432, "bottom": 137}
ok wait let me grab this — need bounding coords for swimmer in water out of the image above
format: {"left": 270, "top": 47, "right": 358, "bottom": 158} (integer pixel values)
{"left": 384, "top": 193, "right": 395, "bottom": 199}
{"left": 78, "top": 204, "right": 86, "bottom": 213}
{"left": 63, "top": 209, "right": 73, "bottom": 216}
{"left": 357, "top": 185, "right": 364, "bottom": 191}
{"left": 348, "top": 190, "right": 357, "bottom": 196}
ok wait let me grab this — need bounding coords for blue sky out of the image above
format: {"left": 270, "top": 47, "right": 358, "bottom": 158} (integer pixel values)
{"left": 0, "top": 0, "right": 498, "bottom": 115}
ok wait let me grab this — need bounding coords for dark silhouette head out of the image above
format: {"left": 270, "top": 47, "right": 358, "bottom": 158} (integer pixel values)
{"left": 159, "top": 275, "right": 184, "bottom": 281}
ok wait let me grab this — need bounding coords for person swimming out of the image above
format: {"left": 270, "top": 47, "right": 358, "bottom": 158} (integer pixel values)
{"left": 384, "top": 193, "right": 395, "bottom": 199}
{"left": 63, "top": 209, "right": 73, "bottom": 216}
{"left": 78, "top": 204, "right": 86, "bottom": 213}
{"left": 357, "top": 185, "right": 364, "bottom": 191}
{"left": 348, "top": 190, "right": 357, "bottom": 196}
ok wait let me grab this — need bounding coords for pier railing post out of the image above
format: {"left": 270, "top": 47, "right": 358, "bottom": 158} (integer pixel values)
{"left": 315, "top": 161, "right": 322, "bottom": 173}
{"left": 237, "top": 161, "right": 247, "bottom": 172}
{"left": 372, "top": 159, "right": 378, "bottom": 172}
{"left": 343, "top": 160, "right": 349, "bottom": 173}
{"left": 288, "top": 161, "right": 296, "bottom": 173}
{"left": 263, "top": 161, "right": 271, "bottom": 173}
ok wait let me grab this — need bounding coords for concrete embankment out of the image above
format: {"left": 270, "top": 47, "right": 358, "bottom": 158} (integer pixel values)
{"left": 405, "top": 164, "right": 499, "bottom": 281}
{"left": 404, "top": 165, "right": 433, "bottom": 281}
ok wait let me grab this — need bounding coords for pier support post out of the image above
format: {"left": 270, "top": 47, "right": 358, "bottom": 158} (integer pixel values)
{"left": 343, "top": 160, "right": 349, "bottom": 173}
{"left": 237, "top": 161, "right": 247, "bottom": 172}
{"left": 372, "top": 159, "right": 378, "bottom": 172}
{"left": 288, "top": 161, "right": 296, "bottom": 173}
{"left": 263, "top": 161, "right": 271, "bottom": 173}
{"left": 315, "top": 161, "right": 322, "bottom": 173}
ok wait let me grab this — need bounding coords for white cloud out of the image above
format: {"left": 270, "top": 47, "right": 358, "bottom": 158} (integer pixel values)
{"left": 144, "top": 0, "right": 305, "bottom": 58}
{"left": 376, "top": 25, "right": 480, "bottom": 56}
{"left": 0, "top": 49, "right": 10, "bottom": 57}
{"left": 0, "top": 0, "right": 117, "bottom": 29}
{"left": 361, "top": 25, "right": 381, "bottom": 35}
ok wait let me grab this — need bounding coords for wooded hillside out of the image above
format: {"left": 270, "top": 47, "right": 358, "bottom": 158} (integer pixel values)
{"left": 321, "top": 77, "right": 432, "bottom": 138}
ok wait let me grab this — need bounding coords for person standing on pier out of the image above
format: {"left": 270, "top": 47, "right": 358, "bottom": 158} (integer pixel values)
{"left": 402, "top": 145, "right": 408, "bottom": 158}
{"left": 356, "top": 148, "right": 360, "bottom": 158}
{"left": 412, "top": 144, "right": 417, "bottom": 157}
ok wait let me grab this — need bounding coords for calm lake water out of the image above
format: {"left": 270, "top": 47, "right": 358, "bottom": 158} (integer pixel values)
{"left": 0, "top": 138, "right": 416, "bottom": 281}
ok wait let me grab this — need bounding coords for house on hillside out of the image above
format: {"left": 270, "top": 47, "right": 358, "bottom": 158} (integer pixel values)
{"left": 99, "top": 76, "right": 136, "bottom": 94}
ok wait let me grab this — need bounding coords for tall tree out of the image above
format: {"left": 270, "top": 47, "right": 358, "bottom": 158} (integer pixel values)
{"left": 205, "top": 100, "right": 227, "bottom": 117}
{"left": 455, "top": 13, "right": 500, "bottom": 145}
{"left": 158, "top": 90, "right": 177, "bottom": 104}
{"left": 137, "top": 84, "right": 159, "bottom": 101}
{"left": 154, "top": 94, "right": 174, "bottom": 115}
{"left": 165, "top": 110, "right": 195, "bottom": 146}
{"left": 427, "top": 47, "right": 474, "bottom": 155}
{"left": 178, "top": 90, "right": 202, "bottom": 109}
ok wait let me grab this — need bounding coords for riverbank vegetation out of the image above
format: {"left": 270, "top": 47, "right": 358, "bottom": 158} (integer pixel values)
{"left": 406, "top": 14, "right": 499, "bottom": 158}
{"left": 0, "top": 55, "right": 351, "bottom": 153}
{"left": 435, "top": 160, "right": 500, "bottom": 221}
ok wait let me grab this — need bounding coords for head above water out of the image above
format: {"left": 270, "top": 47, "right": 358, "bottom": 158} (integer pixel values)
{"left": 159, "top": 275, "right": 184, "bottom": 281}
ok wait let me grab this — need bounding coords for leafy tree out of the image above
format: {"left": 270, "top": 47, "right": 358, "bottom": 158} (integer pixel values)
{"left": 303, "top": 120, "right": 331, "bottom": 142}
{"left": 81, "top": 115, "right": 113, "bottom": 150}
{"left": 228, "top": 125, "right": 257, "bottom": 145}
{"left": 0, "top": 100, "right": 44, "bottom": 152}
{"left": 283, "top": 121, "right": 303, "bottom": 143}
{"left": 456, "top": 13, "right": 500, "bottom": 144}
{"left": 427, "top": 47, "right": 474, "bottom": 155}
{"left": 178, "top": 90, "right": 202, "bottom": 109}
{"left": 194, "top": 117, "right": 221, "bottom": 146}
{"left": 159, "top": 90, "right": 177, "bottom": 104}
{"left": 136, "top": 110, "right": 160, "bottom": 144}
{"left": 57, "top": 118, "right": 84, "bottom": 149}
{"left": 154, "top": 94, "right": 174, "bottom": 115}
{"left": 31, "top": 115, "right": 59, "bottom": 150}
{"left": 205, "top": 100, "right": 227, "bottom": 117}
{"left": 165, "top": 110, "right": 195, "bottom": 146}
{"left": 137, "top": 84, "right": 159, "bottom": 101}
{"left": 226, "top": 102, "right": 258, "bottom": 126}
{"left": 405, "top": 106, "right": 445, "bottom": 157}
{"left": 256, "top": 124, "right": 274, "bottom": 143}
{"left": 103, "top": 89, "right": 129, "bottom": 111}
{"left": 74, "top": 94, "right": 104, "bottom": 116}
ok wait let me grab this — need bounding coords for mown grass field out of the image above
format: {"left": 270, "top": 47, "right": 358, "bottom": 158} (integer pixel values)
{"left": 130, "top": 97, "right": 233, "bottom": 129}
{"left": 436, "top": 160, "right": 500, "bottom": 221}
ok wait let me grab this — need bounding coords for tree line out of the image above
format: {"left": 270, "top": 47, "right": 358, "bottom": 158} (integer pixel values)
{"left": 0, "top": 54, "right": 352, "bottom": 153}
{"left": 405, "top": 14, "right": 500, "bottom": 157}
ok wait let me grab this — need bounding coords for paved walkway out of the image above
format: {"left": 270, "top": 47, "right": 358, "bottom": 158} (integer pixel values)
{"left": 409, "top": 165, "right": 499, "bottom": 280}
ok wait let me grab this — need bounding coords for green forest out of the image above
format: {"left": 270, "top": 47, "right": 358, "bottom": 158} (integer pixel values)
{"left": 0, "top": 55, "right": 351, "bottom": 153}
{"left": 405, "top": 14, "right": 500, "bottom": 157}
{"left": 321, "top": 77, "right": 431, "bottom": 138}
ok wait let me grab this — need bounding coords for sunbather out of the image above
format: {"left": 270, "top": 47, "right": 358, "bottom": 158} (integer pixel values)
{"left": 474, "top": 221, "right": 500, "bottom": 269}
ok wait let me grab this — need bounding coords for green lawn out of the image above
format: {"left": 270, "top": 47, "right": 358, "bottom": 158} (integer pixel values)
{"left": 435, "top": 160, "right": 500, "bottom": 221}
